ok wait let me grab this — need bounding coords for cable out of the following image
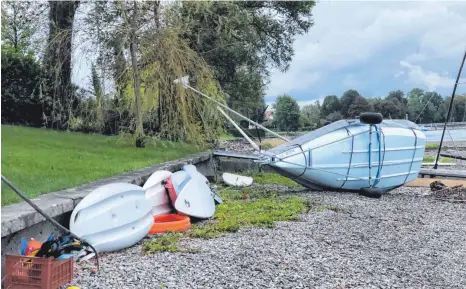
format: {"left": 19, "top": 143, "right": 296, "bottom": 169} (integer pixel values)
{"left": 1, "top": 175, "right": 100, "bottom": 272}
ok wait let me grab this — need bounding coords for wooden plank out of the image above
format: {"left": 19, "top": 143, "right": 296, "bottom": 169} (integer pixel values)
{"left": 406, "top": 178, "right": 466, "bottom": 187}
{"left": 440, "top": 153, "right": 466, "bottom": 161}
{"left": 419, "top": 169, "right": 466, "bottom": 179}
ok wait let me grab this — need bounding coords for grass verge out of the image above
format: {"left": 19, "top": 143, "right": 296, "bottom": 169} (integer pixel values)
{"left": 1, "top": 125, "right": 205, "bottom": 205}
{"left": 423, "top": 156, "right": 454, "bottom": 163}
{"left": 425, "top": 143, "right": 440, "bottom": 149}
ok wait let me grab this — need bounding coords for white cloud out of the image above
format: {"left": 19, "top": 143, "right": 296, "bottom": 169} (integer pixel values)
{"left": 399, "top": 60, "right": 456, "bottom": 91}
{"left": 266, "top": 1, "right": 466, "bottom": 96}
{"left": 266, "top": 71, "right": 321, "bottom": 97}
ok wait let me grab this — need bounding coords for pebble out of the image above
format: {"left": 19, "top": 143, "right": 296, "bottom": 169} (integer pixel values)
{"left": 69, "top": 186, "right": 466, "bottom": 289}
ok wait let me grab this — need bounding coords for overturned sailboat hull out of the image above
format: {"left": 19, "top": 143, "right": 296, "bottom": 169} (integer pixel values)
{"left": 259, "top": 119, "right": 426, "bottom": 193}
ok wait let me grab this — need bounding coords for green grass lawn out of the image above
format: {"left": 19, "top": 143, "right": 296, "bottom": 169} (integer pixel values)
{"left": 1, "top": 125, "right": 206, "bottom": 206}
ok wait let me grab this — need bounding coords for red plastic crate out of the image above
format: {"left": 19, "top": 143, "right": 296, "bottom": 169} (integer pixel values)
{"left": 4, "top": 254, "right": 73, "bottom": 289}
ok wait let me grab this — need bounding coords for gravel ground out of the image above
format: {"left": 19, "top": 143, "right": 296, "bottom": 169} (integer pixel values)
{"left": 70, "top": 187, "right": 466, "bottom": 289}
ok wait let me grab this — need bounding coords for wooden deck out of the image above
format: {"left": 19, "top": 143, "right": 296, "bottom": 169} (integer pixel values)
{"left": 418, "top": 169, "right": 466, "bottom": 179}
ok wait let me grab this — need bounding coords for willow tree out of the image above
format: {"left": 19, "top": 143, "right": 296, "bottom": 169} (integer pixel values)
{"left": 83, "top": 0, "right": 224, "bottom": 145}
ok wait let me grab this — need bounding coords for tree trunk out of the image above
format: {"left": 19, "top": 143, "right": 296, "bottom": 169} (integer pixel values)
{"left": 129, "top": 1, "right": 144, "bottom": 147}
{"left": 43, "top": 1, "right": 79, "bottom": 129}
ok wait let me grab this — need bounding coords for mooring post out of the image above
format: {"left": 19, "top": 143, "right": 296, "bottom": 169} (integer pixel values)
{"left": 434, "top": 50, "right": 466, "bottom": 169}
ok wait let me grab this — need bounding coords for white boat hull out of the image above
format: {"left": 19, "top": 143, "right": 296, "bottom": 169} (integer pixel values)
{"left": 70, "top": 183, "right": 153, "bottom": 252}
{"left": 222, "top": 172, "right": 253, "bottom": 187}
{"left": 143, "top": 170, "right": 173, "bottom": 216}
{"left": 261, "top": 119, "right": 426, "bottom": 192}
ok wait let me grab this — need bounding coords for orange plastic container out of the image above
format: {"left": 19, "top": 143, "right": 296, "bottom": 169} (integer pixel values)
{"left": 149, "top": 214, "right": 191, "bottom": 234}
{"left": 4, "top": 254, "right": 73, "bottom": 289}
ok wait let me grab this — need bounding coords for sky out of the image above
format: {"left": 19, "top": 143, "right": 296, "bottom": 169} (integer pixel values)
{"left": 264, "top": 0, "right": 466, "bottom": 107}
{"left": 71, "top": 1, "right": 466, "bottom": 107}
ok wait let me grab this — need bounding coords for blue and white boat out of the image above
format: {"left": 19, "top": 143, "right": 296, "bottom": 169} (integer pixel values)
{"left": 258, "top": 118, "right": 426, "bottom": 194}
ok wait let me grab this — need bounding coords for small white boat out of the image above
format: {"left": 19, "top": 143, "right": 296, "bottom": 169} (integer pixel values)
{"left": 167, "top": 169, "right": 215, "bottom": 219}
{"left": 143, "top": 170, "right": 173, "bottom": 216}
{"left": 222, "top": 172, "right": 253, "bottom": 187}
{"left": 70, "top": 183, "right": 153, "bottom": 252}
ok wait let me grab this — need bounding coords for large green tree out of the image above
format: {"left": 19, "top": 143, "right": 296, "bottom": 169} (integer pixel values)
{"left": 300, "top": 102, "right": 321, "bottom": 129}
{"left": 347, "top": 96, "right": 372, "bottom": 118}
{"left": 321, "top": 95, "right": 341, "bottom": 118}
{"left": 340, "top": 89, "right": 362, "bottom": 118}
{"left": 273, "top": 95, "right": 301, "bottom": 131}
{"left": 177, "top": 1, "right": 316, "bottom": 116}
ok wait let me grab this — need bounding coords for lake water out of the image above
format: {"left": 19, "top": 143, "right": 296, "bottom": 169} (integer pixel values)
{"left": 424, "top": 129, "right": 466, "bottom": 142}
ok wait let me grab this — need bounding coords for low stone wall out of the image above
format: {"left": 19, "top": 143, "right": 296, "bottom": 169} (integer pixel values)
{"left": 1, "top": 152, "right": 214, "bottom": 276}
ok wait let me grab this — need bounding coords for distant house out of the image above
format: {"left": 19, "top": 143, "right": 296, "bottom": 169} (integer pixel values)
{"left": 264, "top": 110, "right": 274, "bottom": 121}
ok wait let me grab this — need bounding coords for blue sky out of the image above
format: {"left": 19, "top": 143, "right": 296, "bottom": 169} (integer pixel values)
{"left": 265, "top": 1, "right": 466, "bottom": 107}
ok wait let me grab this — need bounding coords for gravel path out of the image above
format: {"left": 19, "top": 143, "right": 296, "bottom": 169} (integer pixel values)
{"left": 71, "top": 187, "right": 466, "bottom": 289}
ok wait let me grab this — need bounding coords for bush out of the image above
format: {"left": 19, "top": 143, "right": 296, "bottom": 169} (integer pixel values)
{"left": 1, "top": 49, "right": 44, "bottom": 126}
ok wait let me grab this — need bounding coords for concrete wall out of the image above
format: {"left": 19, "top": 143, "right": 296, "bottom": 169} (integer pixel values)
{"left": 0, "top": 150, "right": 264, "bottom": 277}
{"left": 1, "top": 152, "right": 213, "bottom": 277}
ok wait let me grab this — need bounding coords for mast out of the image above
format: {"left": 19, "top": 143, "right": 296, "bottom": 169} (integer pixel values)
{"left": 433, "top": 50, "right": 466, "bottom": 169}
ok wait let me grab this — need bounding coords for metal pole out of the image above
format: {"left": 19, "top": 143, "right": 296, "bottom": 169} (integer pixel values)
{"left": 434, "top": 50, "right": 466, "bottom": 169}
{"left": 217, "top": 107, "right": 260, "bottom": 151}
{"left": 182, "top": 84, "right": 289, "bottom": 142}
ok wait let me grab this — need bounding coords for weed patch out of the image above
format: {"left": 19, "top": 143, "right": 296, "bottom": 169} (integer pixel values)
{"left": 187, "top": 188, "right": 309, "bottom": 239}
{"left": 252, "top": 172, "right": 301, "bottom": 188}
{"left": 143, "top": 234, "right": 181, "bottom": 253}
{"left": 425, "top": 143, "right": 439, "bottom": 149}
{"left": 144, "top": 186, "right": 310, "bottom": 252}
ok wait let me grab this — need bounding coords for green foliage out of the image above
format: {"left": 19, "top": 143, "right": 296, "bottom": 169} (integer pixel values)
{"left": 347, "top": 96, "right": 372, "bottom": 118}
{"left": 252, "top": 172, "right": 301, "bottom": 188}
{"left": 176, "top": 1, "right": 316, "bottom": 117}
{"left": 1, "top": 1, "right": 44, "bottom": 55}
{"left": 91, "top": 63, "right": 104, "bottom": 131}
{"left": 1, "top": 48, "right": 44, "bottom": 126}
{"left": 300, "top": 102, "right": 321, "bottom": 129}
{"left": 143, "top": 234, "right": 181, "bottom": 253}
{"left": 325, "top": 111, "right": 343, "bottom": 123}
{"left": 1, "top": 125, "right": 205, "bottom": 205}
{"left": 321, "top": 95, "right": 341, "bottom": 117}
{"left": 425, "top": 143, "right": 439, "bottom": 149}
{"left": 273, "top": 95, "right": 301, "bottom": 131}
{"left": 188, "top": 187, "right": 309, "bottom": 239}
{"left": 443, "top": 94, "right": 466, "bottom": 122}
{"left": 340, "top": 89, "right": 362, "bottom": 118}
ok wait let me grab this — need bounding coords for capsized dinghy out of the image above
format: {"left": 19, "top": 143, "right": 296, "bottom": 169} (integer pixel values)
{"left": 257, "top": 115, "right": 426, "bottom": 195}
{"left": 70, "top": 183, "right": 153, "bottom": 252}
{"left": 143, "top": 170, "right": 173, "bottom": 216}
